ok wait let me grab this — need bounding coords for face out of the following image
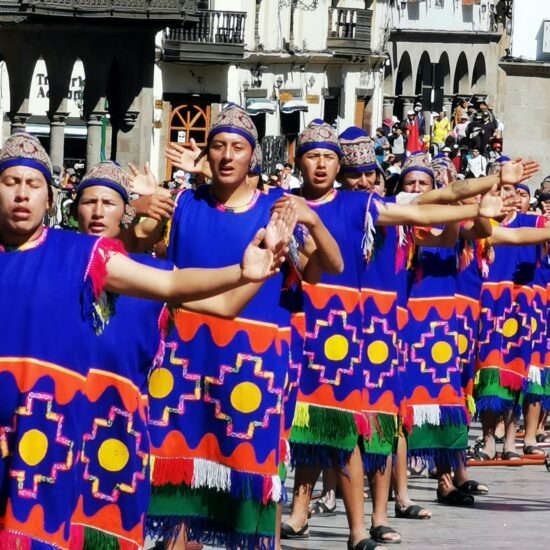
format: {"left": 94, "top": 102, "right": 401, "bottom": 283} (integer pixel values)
{"left": 340, "top": 170, "right": 377, "bottom": 192}
{"left": 516, "top": 188, "right": 530, "bottom": 213}
{"left": 77, "top": 186, "right": 125, "bottom": 239}
{"left": 541, "top": 199, "right": 550, "bottom": 217}
{"left": 372, "top": 173, "right": 386, "bottom": 197}
{"left": 440, "top": 111, "right": 445, "bottom": 118}
{"left": 297, "top": 148, "right": 340, "bottom": 196}
{"left": 207, "top": 132, "right": 253, "bottom": 188}
{"left": 472, "top": 149, "right": 480, "bottom": 157}
{"left": 401, "top": 170, "right": 434, "bottom": 193}
{"left": 0, "top": 166, "right": 49, "bottom": 245}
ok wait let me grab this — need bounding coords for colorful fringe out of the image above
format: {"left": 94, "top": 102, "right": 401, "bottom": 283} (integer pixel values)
{"left": 360, "top": 413, "right": 397, "bottom": 473}
{"left": 474, "top": 367, "right": 523, "bottom": 416}
{"left": 81, "top": 526, "right": 139, "bottom": 550}
{"left": 289, "top": 403, "right": 358, "bottom": 468}
{"left": 524, "top": 366, "right": 545, "bottom": 405}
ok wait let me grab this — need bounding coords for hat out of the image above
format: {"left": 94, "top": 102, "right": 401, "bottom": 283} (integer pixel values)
{"left": 250, "top": 144, "right": 263, "bottom": 176}
{"left": 407, "top": 110, "right": 415, "bottom": 116}
{"left": 275, "top": 163, "right": 284, "bottom": 171}
{"left": 432, "top": 111, "right": 440, "bottom": 118}
{"left": 474, "top": 113, "right": 482, "bottom": 120}
{"left": 208, "top": 103, "right": 258, "bottom": 149}
{"left": 400, "top": 151, "right": 434, "bottom": 183}
{"left": 488, "top": 156, "right": 511, "bottom": 176}
{"left": 296, "top": 119, "right": 342, "bottom": 158}
{"left": 77, "top": 161, "right": 136, "bottom": 228}
{"left": 442, "top": 146, "right": 452, "bottom": 153}
{"left": 338, "top": 127, "right": 378, "bottom": 174}
{"left": 516, "top": 183, "right": 531, "bottom": 195}
{"left": 432, "top": 156, "right": 457, "bottom": 186}
{"left": 0, "top": 132, "right": 52, "bottom": 183}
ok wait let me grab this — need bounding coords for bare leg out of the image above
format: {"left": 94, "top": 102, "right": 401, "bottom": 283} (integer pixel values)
{"left": 334, "top": 445, "right": 369, "bottom": 546}
{"left": 284, "top": 465, "right": 321, "bottom": 531}
{"left": 167, "top": 529, "right": 186, "bottom": 550}
{"left": 392, "top": 434, "right": 432, "bottom": 518}
{"left": 368, "top": 455, "right": 401, "bottom": 542}
{"left": 523, "top": 400, "right": 542, "bottom": 449}
{"left": 274, "top": 503, "right": 282, "bottom": 550}
{"left": 478, "top": 410, "right": 498, "bottom": 458}
{"left": 311, "top": 469, "right": 337, "bottom": 512}
{"left": 502, "top": 409, "right": 518, "bottom": 455}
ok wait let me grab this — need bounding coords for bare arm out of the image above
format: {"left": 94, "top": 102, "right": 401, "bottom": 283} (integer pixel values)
{"left": 414, "top": 223, "right": 460, "bottom": 248}
{"left": 377, "top": 202, "right": 479, "bottom": 227}
{"left": 491, "top": 225, "right": 550, "bottom": 246}
{"left": 460, "top": 217, "right": 492, "bottom": 241}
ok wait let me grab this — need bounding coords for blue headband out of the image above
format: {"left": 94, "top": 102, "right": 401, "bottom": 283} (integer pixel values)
{"left": 400, "top": 165, "right": 434, "bottom": 182}
{"left": 340, "top": 163, "right": 379, "bottom": 174}
{"left": 208, "top": 127, "right": 256, "bottom": 150}
{"left": 76, "top": 179, "right": 129, "bottom": 203}
{"left": 516, "top": 183, "right": 531, "bottom": 195}
{"left": 296, "top": 141, "right": 343, "bottom": 158}
{"left": 0, "top": 158, "right": 52, "bottom": 184}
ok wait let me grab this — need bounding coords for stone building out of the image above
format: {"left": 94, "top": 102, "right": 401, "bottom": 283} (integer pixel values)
{"left": 381, "top": 0, "right": 504, "bottom": 132}
{"left": 496, "top": 0, "right": 550, "bottom": 179}
{"left": 0, "top": 0, "right": 198, "bottom": 169}
{"left": 151, "top": 0, "right": 388, "bottom": 178}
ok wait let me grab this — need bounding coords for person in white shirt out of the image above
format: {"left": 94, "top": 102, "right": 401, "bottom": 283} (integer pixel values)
{"left": 280, "top": 162, "right": 301, "bottom": 190}
{"left": 466, "top": 147, "right": 487, "bottom": 178}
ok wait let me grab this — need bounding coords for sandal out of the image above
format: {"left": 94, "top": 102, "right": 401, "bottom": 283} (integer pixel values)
{"left": 523, "top": 445, "right": 547, "bottom": 456}
{"left": 536, "top": 433, "right": 550, "bottom": 443}
{"left": 308, "top": 499, "right": 337, "bottom": 518}
{"left": 369, "top": 525, "right": 402, "bottom": 544}
{"left": 348, "top": 538, "right": 383, "bottom": 550}
{"left": 469, "top": 450, "right": 496, "bottom": 461}
{"left": 394, "top": 504, "right": 431, "bottom": 520}
{"left": 502, "top": 451, "right": 521, "bottom": 460}
{"left": 436, "top": 488, "right": 474, "bottom": 507}
{"left": 406, "top": 464, "right": 426, "bottom": 478}
{"left": 454, "top": 479, "right": 489, "bottom": 495}
{"left": 280, "top": 522, "right": 309, "bottom": 539}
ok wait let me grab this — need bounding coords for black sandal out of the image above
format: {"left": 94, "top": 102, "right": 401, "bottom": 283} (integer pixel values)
{"left": 523, "top": 445, "right": 547, "bottom": 456}
{"left": 308, "top": 499, "right": 337, "bottom": 517}
{"left": 280, "top": 522, "right": 309, "bottom": 539}
{"left": 394, "top": 504, "right": 431, "bottom": 520}
{"left": 436, "top": 488, "right": 474, "bottom": 507}
{"left": 454, "top": 479, "right": 489, "bottom": 495}
{"left": 369, "top": 525, "right": 401, "bottom": 544}
{"left": 502, "top": 451, "right": 522, "bottom": 460}
{"left": 469, "top": 450, "right": 496, "bottom": 461}
{"left": 348, "top": 538, "right": 383, "bottom": 550}
{"left": 536, "top": 433, "right": 550, "bottom": 443}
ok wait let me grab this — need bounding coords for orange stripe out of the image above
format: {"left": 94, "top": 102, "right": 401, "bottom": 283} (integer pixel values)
{"left": 86, "top": 369, "right": 144, "bottom": 414}
{"left": 297, "top": 385, "right": 363, "bottom": 413}
{"left": 361, "top": 289, "right": 397, "bottom": 315}
{"left": 404, "top": 384, "right": 464, "bottom": 408}
{"left": 303, "top": 282, "right": 360, "bottom": 314}
{"left": 407, "top": 297, "right": 455, "bottom": 322}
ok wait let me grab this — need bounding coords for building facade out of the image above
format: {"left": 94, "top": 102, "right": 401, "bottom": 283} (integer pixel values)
{"left": 152, "top": 0, "right": 388, "bottom": 179}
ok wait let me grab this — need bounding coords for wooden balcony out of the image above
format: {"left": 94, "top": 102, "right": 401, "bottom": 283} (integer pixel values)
{"left": 0, "top": 0, "right": 199, "bottom": 20}
{"left": 327, "top": 7, "right": 372, "bottom": 58}
{"left": 162, "top": 9, "right": 246, "bottom": 64}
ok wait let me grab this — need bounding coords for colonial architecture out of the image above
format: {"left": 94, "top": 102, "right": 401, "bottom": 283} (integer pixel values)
{"left": 0, "top": 0, "right": 198, "bottom": 168}
{"left": 151, "top": 0, "right": 386, "bottom": 178}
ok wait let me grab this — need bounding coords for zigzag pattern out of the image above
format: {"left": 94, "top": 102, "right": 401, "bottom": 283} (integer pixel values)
{"left": 362, "top": 315, "right": 399, "bottom": 389}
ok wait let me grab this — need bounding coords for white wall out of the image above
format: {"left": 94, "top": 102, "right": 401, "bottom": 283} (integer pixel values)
{"left": 391, "top": 0, "right": 494, "bottom": 32}
{"left": 511, "top": 0, "right": 550, "bottom": 61}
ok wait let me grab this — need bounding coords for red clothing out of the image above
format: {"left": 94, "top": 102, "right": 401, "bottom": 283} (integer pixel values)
{"left": 405, "top": 119, "right": 422, "bottom": 153}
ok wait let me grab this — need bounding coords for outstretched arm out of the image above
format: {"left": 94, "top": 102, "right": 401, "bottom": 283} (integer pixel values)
{"left": 377, "top": 201, "right": 479, "bottom": 227}
{"left": 491, "top": 225, "right": 550, "bottom": 246}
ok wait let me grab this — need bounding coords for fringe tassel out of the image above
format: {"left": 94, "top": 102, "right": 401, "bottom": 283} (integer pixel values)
{"left": 466, "top": 394, "right": 476, "bottom": 417}
{"left": 408, "top": 448, "right": 467, "bottom": 471}
{"left": 542, "top": 396, "right": 550, "bottom": 412}
{"left": 528, "top": 365, "right": 542, "bottom": 386}
{"left": 475, "top": 396, "right": 521, "bottom": 418}
{"left": 292, "top": 402, "right": 310, "bottom": 428}
{"left": 82, "top": 526, "right": 138, "bottom": 550}
{"left": 361, "top": 452, "right": 390, "bottom": 474}
{"left": 290, "top": 442, "right": 352, "bottom": 469}
{"left": 152, "top": 457, "right": 194, "bottom": 486}
{"left": 192, "top": 459, "right": 231, "bottom": 492}
{"left": 524, "top": 393, "right": 544, "bottom": 406}
{"left": 500, "top": 370, "right": 524, "bottom": 391}
{"left": 354, "top": 412, "right": 372, "bottom": 439}
{"left": 152, "top": 306, "right": 171, "bottom": 368}
{"left": 81, "top": 238, "right": 126, "bottom": 334}
{"left": 413, "top": 405, "right": 441, "bottom": 427}
{"left": 476, "top": 367, "right": 524, "bottom": 393}
{"left": 362, "top": 194, "right": 377, "bottom": 263}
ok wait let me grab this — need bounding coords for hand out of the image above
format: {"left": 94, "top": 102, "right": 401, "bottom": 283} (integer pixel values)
{"left": 166, "top": 139, "right": 211, "bottom": 178}
{"left": 272, "top": 195, "right": 318, "bottom": 228}
{"left": 500, "top": 158, "right": 540, "bottom": 186}
{"left": 130, "top": 194, "right": 175, "bottom": 221}
{"left": 479, "top": 189, "right": 519, "bottom": 218}
{"left": 264, "top": 200, "right": 298, "bottom": 252}
{"left": 240, "top": 228, "right": 285, "bottom": 282}
{"left": 127, "top": 162, "right": 158, "bottom": 196}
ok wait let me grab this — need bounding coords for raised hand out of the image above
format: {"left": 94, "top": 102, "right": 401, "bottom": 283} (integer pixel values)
{"left": 131, "top": 194, "right": 175, "bottom": 221}
{"left": 240, "top": 228, "right": 282, "bottom": 282}
{"left": 272, "top": 195, "right": 318, "bottom": 228}
{"left": 127, "top": 162, "right": 158, "bottom": 196}
{"left": 264, "top": 201, "right": 298, "bottom": 252}
{"left": 500, "top": 158, "right": 540, "bottom": 186}
{"left": 166, "top": 139, "right": 211, "bottom": 177}
{"left": 479, "top": 189, "right": 519, "bottom": 219}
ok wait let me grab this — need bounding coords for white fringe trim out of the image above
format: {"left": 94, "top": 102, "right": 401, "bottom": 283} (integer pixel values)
{"left": 528, "top": 365, "right": 542, "bottom": 385}
{"left": 413, "top": 405, "right": 441, "bottom": 427}
{"left": 269, "top": 475, "right": 282, "bottom": 503}
{"left": 191, "top": 458, "right": 231, "bottom": 492}
{"left": 396, "top": 191, "right": 419, "bottom": 205}
{"left": 362, "top": 193, "right": 377, "bottom": 260}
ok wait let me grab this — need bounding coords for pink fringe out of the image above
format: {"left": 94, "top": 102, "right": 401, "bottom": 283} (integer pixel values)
{"left": 152, "top": 306, "right": 170, "bottom": 368}
{"left": 500, "top": 370, "right": 524, "bottom": 391}
{"left": 69, "top": 525, "right": 85, "bottom": 549}
{"left": 0, "top": 531, "right": 32, "bottom": 550}
{"left": 354, "top": 412, "right": 372, "bottom": 439}
{"left": 84, "top": 237, "right": 127, "bottom": 299}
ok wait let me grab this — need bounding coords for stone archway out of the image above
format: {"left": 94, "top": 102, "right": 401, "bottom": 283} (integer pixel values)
{"left": 453, "top": 52, "right": 469, "bottom": 95}
{"left": 471, "top": 52, "right": 487, "bottom": 94}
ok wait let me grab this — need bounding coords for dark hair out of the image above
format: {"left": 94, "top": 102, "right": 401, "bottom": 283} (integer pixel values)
{"left": 376, "top": 127, "right": 384, "bottom": 133}
{"left": 284, "top": 163, "right": 292, "bottom": 169}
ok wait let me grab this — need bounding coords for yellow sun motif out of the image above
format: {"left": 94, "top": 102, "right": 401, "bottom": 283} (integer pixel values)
{"left": 431, "top": 341, "right": 453, "bottom": 364}
{"left": 367, "top": 340, "right": 389, "bottom": 365}
{"left": 324, "top": 335, "right": 349, "bottom": 361}
{"left": 19, "top": 429, "right": 48, "bottom": 466}
{"left": 230, "top": 382, "right": 262, "bottom": 414}
{"left": 458, "top": 334, "right": 469, "bottom": 355}
{"left": 531, "top": 317, "right": 538, "bottom": 334}
{"left": 148, "top": 367, "right": 175, "bottom": 399}
{"left": 98, "top": 438, "right": 130, "bottom": 472}
{"left": 502, "top": 318, "right": 518, "bottom": 338}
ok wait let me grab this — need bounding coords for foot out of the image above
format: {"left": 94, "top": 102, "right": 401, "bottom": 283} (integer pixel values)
{"left": 523, "top": 444, "right": 547, "bottom": 456}
{"left": 370, "top": 524, "right": 402, "bottom": 544}
{"left": 453, "top": 479, "right": 489, "bottom": 495}
{"left": 394, "top": 497, "right": 432, "bottom": 519}
{"left": 280, "top": 521, "right": 309, "bottom": 539}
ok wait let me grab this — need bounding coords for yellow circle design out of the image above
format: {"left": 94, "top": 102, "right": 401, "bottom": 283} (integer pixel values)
{"left": 148, "top": 368, "right": 174, "bottom": 399}
{"left": 324, "top": 335, "right": 349, "bottom": 362}
{"left": 367, "top": 340, "right": 389, "bottom": 365}
{"left": 458, "top": 334, "right": 469, "bottom": 355}
{"left": 19, "top": 429, "right": 48, "bottom": 466}
{"left": 230, "top": 382, "right": 262, "bottom": 414}
{"left": 98, "top": 438, "right": 130, "bottom": 472}
{"left": 431, "top": 341, "right": 453, "bottom": 364}
{"left": 531, "top": 317, "right": 538, "bottom": 334}
{"left": 502, "top": 318, "right": 518, "bottom": 338}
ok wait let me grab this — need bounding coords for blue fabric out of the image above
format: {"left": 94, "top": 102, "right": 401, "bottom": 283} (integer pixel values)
{"left": 0, "top": 157, "right": 52, "bottom": 183}
{"left": 77, "top": 178, "right": 129, "bottom": 202}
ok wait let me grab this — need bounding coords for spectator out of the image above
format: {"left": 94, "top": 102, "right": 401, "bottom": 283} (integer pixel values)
{"left": 404, "top": 110, "right": 422, "bottom": 153}
{"left": 478, "top": 100, "right": 496, "bottom": 125}
{"left": 452, "top": 113, "right": 470, "bottom": 146}
{"left": 414, "top": 103, "right": 426, "bottom": 135}
{"left": 466, "top": 147, "right": 487, "bottom": 177}
{"left": 280, "top": 162, "right": 301, "bottom": 190}
{"left": 433, "top": 110, "right": 451, "bottom": 153}
{"left": 466, "top": 113, "right": 484, "bottom": 151}
{"left": 374, "top": 127, "right": 391, "bottom": 151}
{"left": 389, "top": 125, "right": 406, "bottom": 163}
{"left": 454, "top": 99, "right": 469, "bottom": 125}
{"left": 481, "top": 112, "right": 497, "bottom": 155}
{"left": 375, "top": 146, "right": 385, "bottom": 166}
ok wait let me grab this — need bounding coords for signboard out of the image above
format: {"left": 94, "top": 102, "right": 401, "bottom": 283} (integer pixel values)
{"left": 279, "top": 92, "right": 294, "bottom": 103}
{"left": 306, "top": 94, "right": 320, "bottom": 104}
{"left": 177, "top": 130, "right": 187, "bottom": 143}
{"left": 154, "top": 99, "right": 164, "bottom": 109}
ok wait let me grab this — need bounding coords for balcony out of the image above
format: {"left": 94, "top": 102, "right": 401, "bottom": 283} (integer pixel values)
{"left": 327, "top": 8, "right": 372, "bottom": 59}
{"left": 162, "top": 9, "right": 246, "bottom": 64}
{"left": 0, "top": 0, "right": 199, "bottom": 21}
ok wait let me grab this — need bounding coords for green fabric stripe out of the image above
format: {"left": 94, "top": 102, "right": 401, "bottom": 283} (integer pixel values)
{"left": 474, "top": 368, "right": 520, "bottom": 402}
{"left": 279, "top": 460, "right": 287, "bottom": 483}
{"left": 149, "top": 485, "right": 276, "bottom": 537}
{"left": 407, "top": 422, "right": 468, "bottom": 452}
{"left": 83, "top": 527, "right": 121, "bottom": 550}
{"left": 362, "top": 414, "right": 397, "bottom": 456}
{"left": 289, "top": 405, "right": 358, "bottom": 451}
